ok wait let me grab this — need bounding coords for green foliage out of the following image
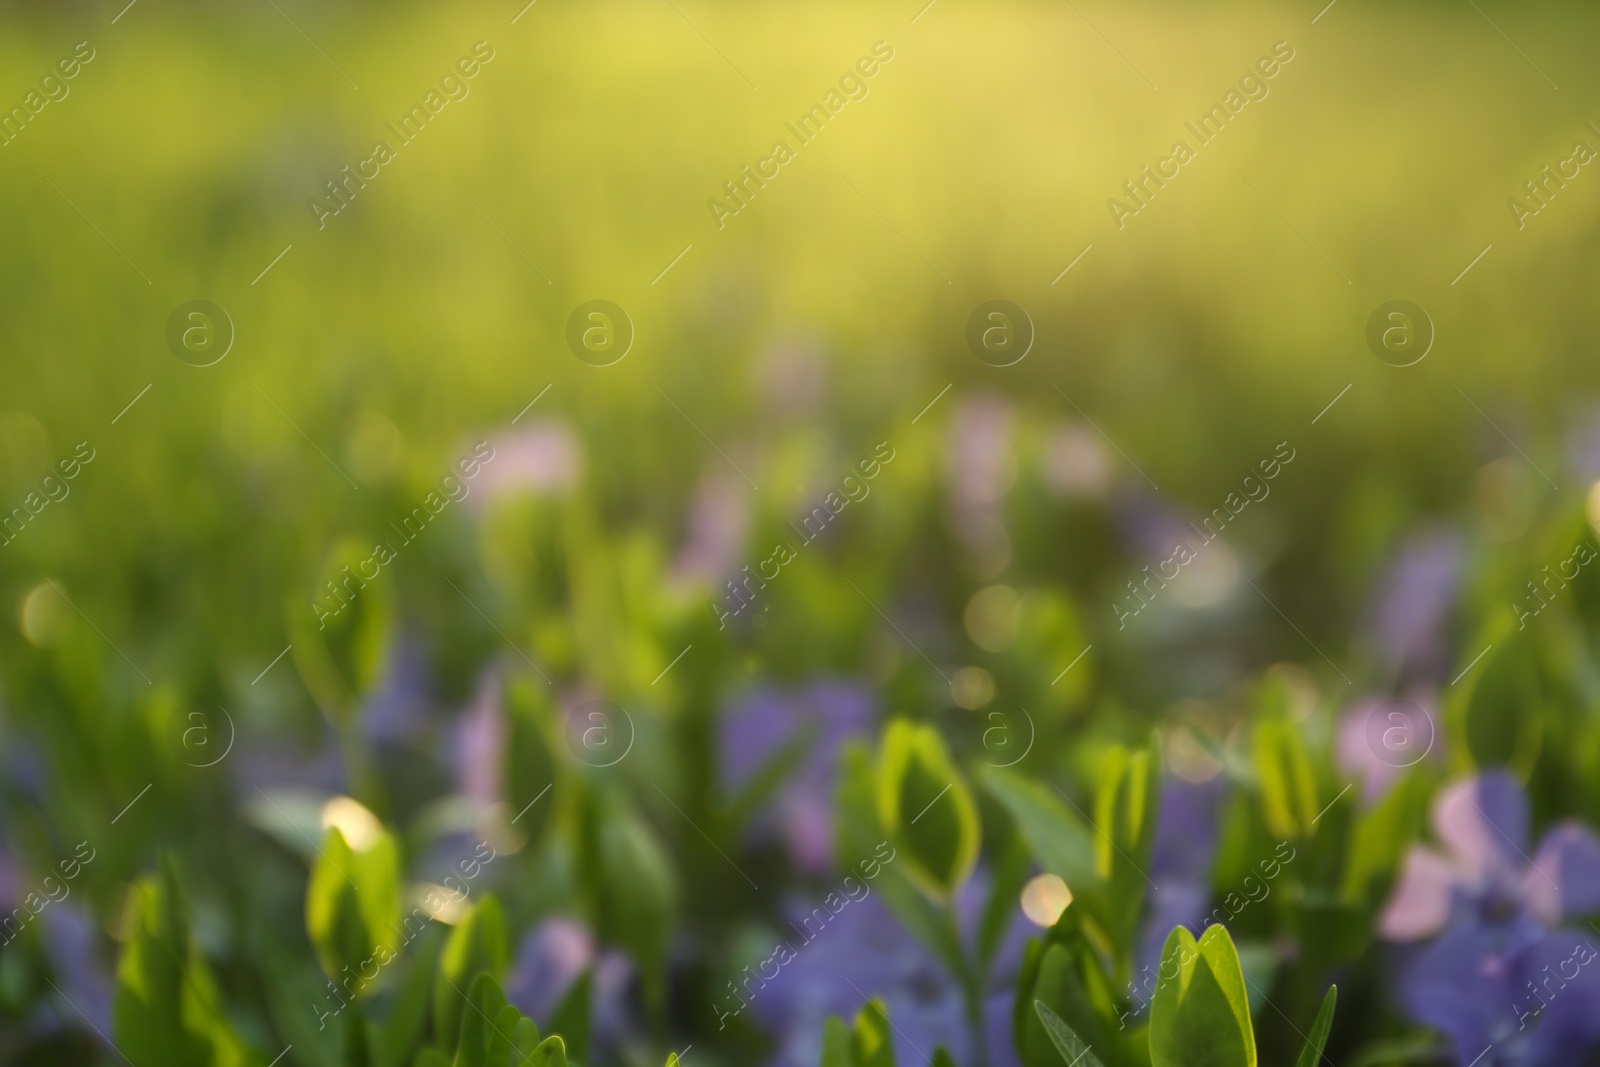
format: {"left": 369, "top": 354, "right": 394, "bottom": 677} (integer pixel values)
{"left": 504, "top": 674, "right": 558, "bottom": 848}
{"left": 446, "top": 973, "right": 554, "bottom": 1067}
{"left": 1148, "top": 926, "right": 1256, "bottom": 1067}
{"left": 1013, "top": 906, "right": 1120, "bottom": 1067}
{"left": 433, "top": 895, "right": 508, "bottom": 1056}
{"left": 981, "top": 766, "right": 1098, "bottom": 892}
{"left": 1094, "top": 743, "right": 1161, "bottom": 954}
{"left": 819, "top": 999, "right": 898, "bottom": 1067}
{"left": 1254, "top": 713, "right": 1319, "bottom": 842}
{"left": 111, "top": 860, "right": 260, "bottom": 1067}
{"left": 836, "top": 742, "right": 964, "bottom": 977}
{"left": 875, "top": 719, "right": 981, "bottom": 902}
{"left": 577, "top": 781, "right": 676, "bottom": 1014}
{"left": 1294, "top": 986, "right": 1338, "bottom": 1067}
{"left": 1034, "top": 1001, "right": 1108, "bottom": 1067}
{"left": 305, "top": 825, "right": 404, "bottom": 990}
{"left": 1446, "top": 611, "right": 1544, "bottom": 773}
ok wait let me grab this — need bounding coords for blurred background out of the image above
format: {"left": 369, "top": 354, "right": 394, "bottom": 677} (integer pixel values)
{"left": 1, "top": 0, "right": 1599, "bottom": 1064}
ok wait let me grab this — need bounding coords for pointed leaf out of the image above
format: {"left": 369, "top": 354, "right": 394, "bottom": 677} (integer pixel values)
{"left": 1148, "top": 925, "right": 1256, "bottom": 1067}
{"left": 853, "top": 998, "right": 896, "bottom": 1067}
{"left": 1294, "top": 986, "right": 1337, "bottom": 1067}
{"left": 877, "top": 720, "right": 980, "bottom": 901}
{"left": 305, "top": 824, "right": 403, "bottom": 990}
{"left": 821, "top": 1015, "right": 855, "bottom": 1067}
{"left": 982, "top": 766, "right": 1099, "bottom": 890}
{"left": 434, "top": 895, "right": 507, "bottom": 1054}
{"left": 1034, "top": 1001, "right": 1108, "bottom": 1067}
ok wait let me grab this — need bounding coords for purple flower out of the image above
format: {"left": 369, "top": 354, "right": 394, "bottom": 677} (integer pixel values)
{"left": 718, "top": 681, "right": 874, "bottom": 875}
{"left": 505, "top": 917, "right": 634, "bottom": 1051}
{"left": 1136, "top": 776, "right": 1224, "bottom": 990}
{"left": 670, "top": 470, "right": 751, "bottom": 590}
{"left": 456, "top": 668, "right": 503, "bottom": 812}
{"left": 944, "top": 393, "right": 1016, "bottom": 578}
{"left": 1381, "top": 772, "right": 1600, "bottom": 1065}
{"left": 471, "top": 422, "right": 582, "bottom": 507}
{"left": 1336, "top": 691, "right": 1439, "bottom": 805}
{"left": 41, "top": 904, "right": 113, "bottom": 1041}
{"left": 360, "top": 634, "right": 434, "bottom": 744}
{"left": 1367, "top": 529, "right": 1464, "bottom": 681}
{"left": 741, "top": 875, "right": 1027, "bottom": 1067}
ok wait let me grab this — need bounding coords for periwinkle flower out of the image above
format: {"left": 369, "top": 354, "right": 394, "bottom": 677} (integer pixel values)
{"left": 670, "top": 470, "right": 751, "bottom": 590}
{"left": 1380, "top": 771, "right": 1600, "bottom": 1065}
{"left": 456, "top": 668, "right": 503, "bottom": 812}
{"left": 945, "top": 393, "right": 1016, "bottom": 578}
{"left": 1135, "top": 776, "right": 1224, "bottom": 995}
{"left": 1336, "top": 690, "right": 1439, "bottom": 804}
{"left": 718, "top": 681, "right": 873, "bottom": 875}
{"left": 741, "top": 875, "right": 1027, "bottom": 1067}
{"left": 41, "top": 904, "right": 113, "bottom": 1041}
{"left": 472, "top": 421, "right": 582, "bottom": 506}
{"left": 1367, "top": 529, "right": 1464, "bottom": 682}
{"left": 505, "top": 917, "right": 634, "bottom": 1051}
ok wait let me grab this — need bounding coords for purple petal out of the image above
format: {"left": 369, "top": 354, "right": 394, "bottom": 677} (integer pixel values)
{"left": 1523, "top": 823, "right": 1600, "bottom": 925}
{"left": 456, "top": 670, "right": 503, "bottom": 810}
{"left": 472, "top": 422, "right": 582, "bottom": 506}
{"left": 505, "top": 917, "right": 595, "bottom": 1022}
{"left": 945, "top": 394, "right": 1016, "bottom": 507}
{"left": 1434, "top": 772, "right": 1528, "bottom": 889}
{"left": 360, "top": 635, "right": 433, "bottom": 744}
{"left": 1379, "top": 847, "right": 1458, "bottom": 942}
{"left": 751, "top": 894, "right": 965, "bottom": 1067}
{"left": 1403, "top": 922, "right": 1521, "bottom": 1060}
{"left": 41, "top": 905, "right": 113, "bottom": 1041}
{"left": 1521, "top": 932, "right": 1600, "bottom": 1066}
{"left": 718, "top": 681, "right": 874, "bottom": 873}
{"left": 1368, "top": 529, "right": 1464, "bottom": 679}
{"left": 670, "top": 470, "right": 751, "bottom": 589}
{"left": 1151, "top": 776, "right": 1223, "bottom": 882}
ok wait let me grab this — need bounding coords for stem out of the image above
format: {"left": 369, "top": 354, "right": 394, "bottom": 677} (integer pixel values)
{"left": 946, "top": 902, "right": 988, "bottom": 1067}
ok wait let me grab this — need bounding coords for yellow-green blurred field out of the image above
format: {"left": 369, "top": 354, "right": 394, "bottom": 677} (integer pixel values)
{"left": 3, "top": 2, "right": 1600, "bottom": 1065}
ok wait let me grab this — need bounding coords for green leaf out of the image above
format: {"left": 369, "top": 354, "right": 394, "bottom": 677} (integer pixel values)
{"left": 544, "top": 969, "right": 591, "bottom": 1063}
{"left": 254, "top": 928, "right": 343, "bottom": 1067}
{"left": 1294, "top": 986, "right": 1337, "bottom": 1067}
{"left": 445, "top": 973, "right": 549, "bottom": 1067}
{"left": 1148, "top": 925, "right": 1256, "bottom": 1067}
{"left": 305, "top": 824, "right": 403, "bottom": 990}
{"left": 1013, "top": 913, "right": 1118, "bottom": 1067}
{"left": 1034, "top": 1001, "right": 1108, "bottom": 1067}
{"left": 1446, "top": 611, "right": 1543, "bottom": 773}
{"left": 1340, "top": 774, "right": 1426, "bottom": 908}
{"left": 448, "top": 973, "right": 509, "bottom": 1067}
{"left": 1254, "top": 714, "right": 1318, "bottom": 840}
{"left": 1094, "top": 742, "right": 1161, "bottom": 956}
{"left": 372, "top": 926, "right": 444, "bottom": 1067}
{"left": 433, "top": 895, "right": 508, "bottom": 1054}
{"left": 578, "top": 782, "right": 676, "bottom": 1022}
{"left": 876, "top": 720, "right": 981, "bottom": 901}
{"left": 525, "top": 1034, "right": 568, "bottom": 1067}
{"left": 821, "top": 1015, "right": 855, "bottom": 1067}
{"left": 982, "top": 766, "right": 1099, "bottom": 891}
{"left": 835, "top": 743, "right": 964, "bottom": 976}
{"left": 111, "top": 860, "right": 259, "bottom": 1067}
{"left": 852, "top": 998, "right": 896, "bottom": 1067}
{"left": 979, "top": 835, "right": 1033, "bottom": 971}
{"left": 933, "top": 1050, "right": 960, "bottom": 1067}
{"left": 286, "top": 537, "right": 397, "bottom": 725}
{"left": 504, "top": 673, "right": 557, "bottom": 848}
